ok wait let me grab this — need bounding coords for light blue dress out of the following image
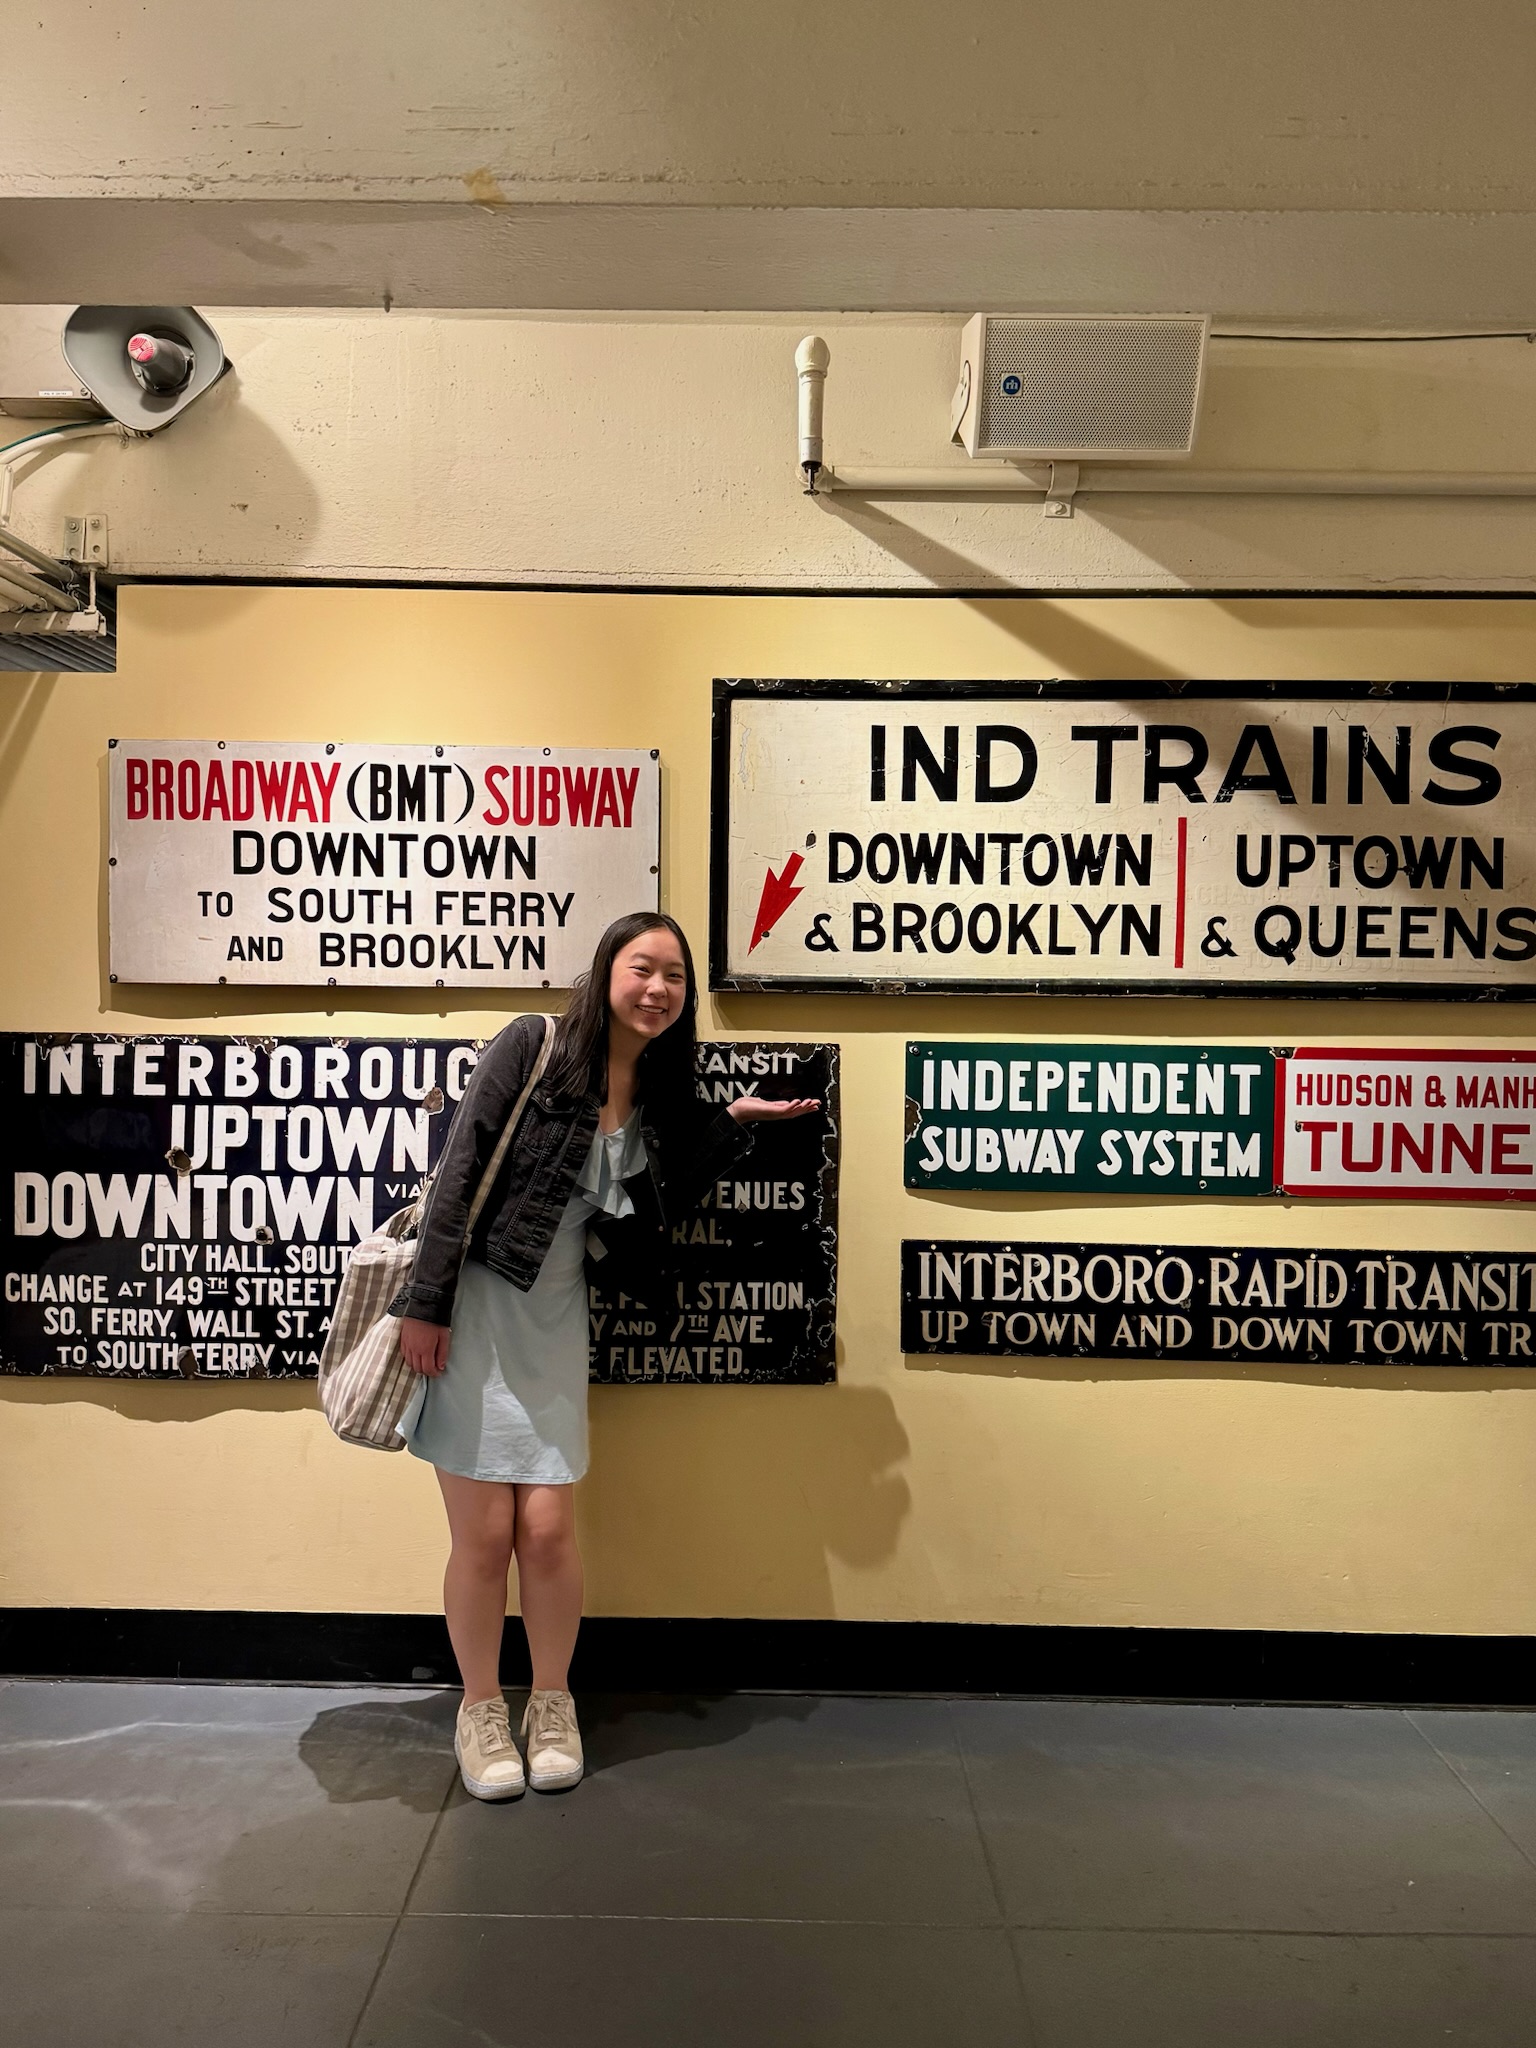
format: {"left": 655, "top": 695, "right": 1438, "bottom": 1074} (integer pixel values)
{"left": 400, "top": 1116, "right": 647, "bottom": 1485}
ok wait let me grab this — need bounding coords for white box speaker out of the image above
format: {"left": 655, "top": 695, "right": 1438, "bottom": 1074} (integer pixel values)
{"left": 952, "top": 313, "right": 1209, "bottom": 461}
{"left": 0, "top": 306, "right": 102, "bottom": 420}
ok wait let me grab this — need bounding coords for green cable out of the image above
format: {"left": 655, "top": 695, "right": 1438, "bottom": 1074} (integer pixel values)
{"left": 1, "top": 421, "right": 109, "bottom": 460}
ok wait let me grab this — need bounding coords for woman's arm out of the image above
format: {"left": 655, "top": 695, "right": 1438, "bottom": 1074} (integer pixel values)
{"left": 652, "top": 1089, "right": 822, "bottom": 1225}
{"left": 588, "top": 1089, "right": 823, "bottom": 1304}
{"left": 388, "top": 1015, "right": 546, "bottom": 1326}
{"left": 726, "top": 1093, "right": 821, "bottom": 1128}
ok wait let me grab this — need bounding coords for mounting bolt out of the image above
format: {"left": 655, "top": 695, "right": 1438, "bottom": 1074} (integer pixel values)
{"left": 63, "top": 514, "right": 109, "bottom": 565}
{"left": 1041, "top": 462, "right": 1080, "bottom": 519}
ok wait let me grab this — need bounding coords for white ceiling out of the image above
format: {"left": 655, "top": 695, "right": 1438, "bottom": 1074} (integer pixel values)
{"left": 4, "top": 204, "right": 1536, "bottom": 325}
{"left": 2, "top": 0, "right": 1533, "bottom": 320}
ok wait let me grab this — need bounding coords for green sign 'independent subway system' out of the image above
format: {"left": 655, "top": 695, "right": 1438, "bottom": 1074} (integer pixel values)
{"left": 905, "top": 1042, "right": 1276, "bottom": 1195}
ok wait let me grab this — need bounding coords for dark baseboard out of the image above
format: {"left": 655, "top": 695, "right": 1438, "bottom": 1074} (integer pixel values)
{"left": 0, "top": 1608, "right": 1532, "bottom": 1707}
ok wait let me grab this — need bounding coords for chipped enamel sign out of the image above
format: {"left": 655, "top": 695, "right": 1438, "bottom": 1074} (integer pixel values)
{"left": 109, "top": 741, "right": 660, "bottom": 987}
{"left": 709, "top": 681, "right": 1536, "bottom": 999}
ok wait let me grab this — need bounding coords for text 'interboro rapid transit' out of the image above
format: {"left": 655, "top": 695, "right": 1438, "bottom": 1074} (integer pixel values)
{"left": 900, "top": 1240, "right": 1536, "bottom": 1366}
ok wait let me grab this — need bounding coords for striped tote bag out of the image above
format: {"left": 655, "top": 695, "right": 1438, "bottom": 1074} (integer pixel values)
{"left": 317, "top": 1016, "right": 554, "bottom": 1450}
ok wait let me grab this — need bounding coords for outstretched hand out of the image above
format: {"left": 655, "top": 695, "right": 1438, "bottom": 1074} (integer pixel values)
{"left": 727, "top": 1093, "right": 822, "bottom": 1124}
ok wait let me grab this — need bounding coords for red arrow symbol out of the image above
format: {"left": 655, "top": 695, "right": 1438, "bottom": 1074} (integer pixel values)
{"left": 749, "top": 851, "right": 805, "bottom": 951}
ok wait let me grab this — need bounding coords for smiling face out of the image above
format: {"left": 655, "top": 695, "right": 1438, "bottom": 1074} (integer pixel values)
{"left": 607, "top": 925, "right": 689, "bottom": 1042}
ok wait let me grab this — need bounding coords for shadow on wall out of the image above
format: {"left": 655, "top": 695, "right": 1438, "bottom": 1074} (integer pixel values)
{"left": 0, "top": 673, "right": 57, "bottom": 813}
{"left": 0, "top": 1375, "right": 320, "bottom": 1421}
{"left": 2, "top": 364, "right": 322, "bottom": 602}
{"left": 1213, "top": 594, "right": 1536, "bottom": 667}
{"left": 712, "top": 986, "right": 1531, "bottom": 1045}
{"left": 0, "top": 1377, "right": 915, "bottom": 1623}
{"left": 786, "top": 1380, "right": 911, "bottom": 1572}
{"left": 905, "top": 1351, "right": 1536, "bottom": 1396}
{"left": 98, "top": 365, "right": 324, "bottom": 596}
{"left": 809, "top": 488, "right": 1200, "bottom": 643}
{"left": 585, "top": 1380, "right": 912, "bottom": 1614}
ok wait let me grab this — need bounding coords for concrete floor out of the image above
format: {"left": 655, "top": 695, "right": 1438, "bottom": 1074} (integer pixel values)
{"left": 1, "top": 1681, "right": 1535, "bottom": 2046}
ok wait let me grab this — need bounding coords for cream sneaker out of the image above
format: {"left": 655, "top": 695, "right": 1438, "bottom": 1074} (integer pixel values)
{"left": 454, "top": 1695, "right": 526, "bottom": 1801}
{"left": 521, "top": 1688, "right": 584, "bottom": 1791}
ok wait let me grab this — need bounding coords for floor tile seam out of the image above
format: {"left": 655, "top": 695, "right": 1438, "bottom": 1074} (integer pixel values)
{"left": 344, "top": 1766, "right": 457, "bottom": 2048}
{"left": 947, "top": 1699, "right": 1041, "bottom": 2048}
{"left": 1003, "top": 1924, "right": 1536, "bottom": 1939}
{"left": 1406, "top": 1712, "right": 1536, "bottom": 1879}
{"left": 11, "top": 1908, "right": 1526, "bottom": 1940}
{"left": 10, "top": 1907, "right": 1525, "bottom": 1939}
{"left": 0, "top": 1905, "right": 405, "bottom": 1920}
{"left": 399, "top": 1909, "right": 1010, "bottom": 1928}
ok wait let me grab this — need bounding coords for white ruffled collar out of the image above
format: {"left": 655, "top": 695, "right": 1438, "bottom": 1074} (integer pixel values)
{"left": 575, "top": 1112, "right": 647, "bottom": 1218}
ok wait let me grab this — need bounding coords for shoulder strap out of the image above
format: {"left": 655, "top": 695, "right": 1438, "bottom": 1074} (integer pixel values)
{"left": 462, "top": 1013, "right": 555, "bottom": 1249}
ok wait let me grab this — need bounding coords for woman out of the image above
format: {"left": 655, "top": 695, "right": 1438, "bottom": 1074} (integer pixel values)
{"left": 392, "top": 911, "right": 818, "bottom": 1802}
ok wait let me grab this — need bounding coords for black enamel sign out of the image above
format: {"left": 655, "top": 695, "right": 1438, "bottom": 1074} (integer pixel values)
{"left": 901, "top": 1238, "right": 1536, "bottom": 1367}
{"left": 0, "top": 1032, "right": 839, "bottom": 1385}
{"left": 588, "top": 1041, "right": 839, "bottom": 1385}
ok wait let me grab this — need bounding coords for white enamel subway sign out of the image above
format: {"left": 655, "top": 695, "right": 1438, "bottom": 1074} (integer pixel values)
{"left": 109, "top": 742, "right": 660, "bottom": 987}
{"left": 709, "top": 682, "right": 1536, "bottom": 998}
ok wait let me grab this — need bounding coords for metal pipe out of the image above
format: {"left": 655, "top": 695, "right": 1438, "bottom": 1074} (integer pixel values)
{"left": 0, "top": 574, "right": 49, "bottom": 612}
{"left": 0, "top": 519, "right": 74, "bottom": 581}
{"left": 822, "top": 466, "right": 1536, "bottom": 497}
{"left": 0, "top": 559, "right": 80, "bottom": 610}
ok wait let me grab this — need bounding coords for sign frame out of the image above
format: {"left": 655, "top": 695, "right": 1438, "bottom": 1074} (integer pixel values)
{"left": 589, "top": 1039, "right": 840, "bottom": 1386}
{"left": 708, "top": 677, "right": 1536, "bottom": 1001}
{"left": 1274, "top": 1047, "right": 1536, "bottom": 1203}
{"left": 108, "top": 738, "right": 662, "bottom": 990}
{"left": 0, "top": 1030, "right": 839, "bottom": 1386}
{"left": 900, "top": 1236, "right": 1536, "bottom": 1368}
{"left": 904, "top": 1039, "right": 1278, "bottom": 1196}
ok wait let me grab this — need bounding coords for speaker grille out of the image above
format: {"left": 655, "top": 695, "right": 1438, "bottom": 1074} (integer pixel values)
{"left": 975, "top": 317, "right": 1206, "bottom": 457}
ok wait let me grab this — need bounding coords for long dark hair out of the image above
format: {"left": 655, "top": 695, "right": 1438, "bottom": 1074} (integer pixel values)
{"left": 542, "top": 911, "right": 699, "bottom": 1109}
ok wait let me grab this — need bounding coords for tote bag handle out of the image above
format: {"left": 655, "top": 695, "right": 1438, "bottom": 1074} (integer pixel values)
{"left": 461, "top": 1012, "right": 556, "bottom": 1250}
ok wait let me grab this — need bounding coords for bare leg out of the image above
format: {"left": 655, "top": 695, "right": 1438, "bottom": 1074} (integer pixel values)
{"left": 436, "top": 1469, "right": 517, "bottom": 1706}
{"left": 513, "top": 1483, "right": 584, "bottom": 1692}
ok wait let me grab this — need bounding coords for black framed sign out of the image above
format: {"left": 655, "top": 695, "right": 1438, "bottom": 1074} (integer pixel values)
{"left": 589, "top": 1040, "right": 839, "bottom": 1385}
{"left": 0, "top": 1032, "right": 839, "bottom": 1384}
{"left": 0, "top": 1031, "right": 468, "bottom": 1379}
{"left": 709, "top": 679, "right": 1536, "bottom": 1000}
{"left": 902, "top": 1238, "right": 1536, "bottom": 1367}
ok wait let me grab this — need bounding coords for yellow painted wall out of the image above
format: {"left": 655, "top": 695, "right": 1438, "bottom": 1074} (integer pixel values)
{"left": 2, "top": 586, "right": 1534, "bottom": 1633}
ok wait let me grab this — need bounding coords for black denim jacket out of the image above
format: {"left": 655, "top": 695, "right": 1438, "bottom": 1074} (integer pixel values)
{"left": 389, "top": 1013, "right": 754, "bottom": 1325}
